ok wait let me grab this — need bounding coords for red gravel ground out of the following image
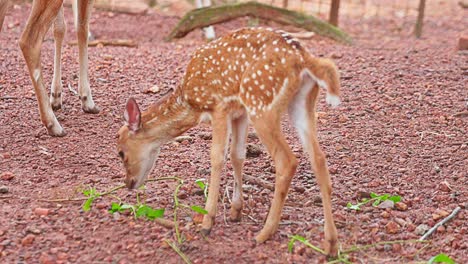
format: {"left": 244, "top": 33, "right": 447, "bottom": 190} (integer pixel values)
{"left": 0, "top": 2, "right": 467, "bottom": 263}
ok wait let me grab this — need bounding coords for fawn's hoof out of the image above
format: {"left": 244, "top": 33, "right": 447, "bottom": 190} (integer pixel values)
{"left": 324, "top": 239, "right": 338, "bottom": 258}
{"left": 229, "top": 208, "right": 242, "bottom": 222}
{"left": 48, "top": 128, "right": 67, "bottom": 137}
{"left": 83, "top": 105, "right": 100, "bottom": 114}
{"left": 51, "top": 103, "right": 62, "bottom": 111}
{"left": 200, "top": 228, "right": 211, "bottom": 236}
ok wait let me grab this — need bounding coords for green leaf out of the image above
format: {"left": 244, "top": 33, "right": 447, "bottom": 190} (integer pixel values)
{"left": 109, "top": 202, "right": 121, "bottom": 213}
{"left": 120, "top": 204, "right": 134, "bottom": 211}
{"left": 372, "top": 199, "right": 381, "bottom": 207}
{"left": 83, "top": 197, "right": 94, "bottom": 211}
{"left": 135, "top": 205, "right": 165, "bottom": 220}
{"left": 190, "top": 205, "right": 208, "bottom": 215}
{"left": 428, "top": 253, "right": 455, "bottom": 264}
{"left": 146, "top": 208, "right": 165, "bottom": 220}
{"left": 389, "top": 195, "right": 401, "bottom": 203}
{"left": 136, "top": 205, "right": 150, "bottom": 218}
{"left": 370, "top": 192, "right": 378, "bottom": 198}
{"left": 346, "top": 202, "right": 361, "bottom": 211}
{"left": 195, "top": 179, "right": 206, "bottom": 190}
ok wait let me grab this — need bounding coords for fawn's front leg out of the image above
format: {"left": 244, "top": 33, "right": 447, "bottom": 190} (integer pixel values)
{"left": 229, "top": 113, "right": 248, "bottom": 221}
{"left": 200, "top": 112, "right": 230, "bottom": 235}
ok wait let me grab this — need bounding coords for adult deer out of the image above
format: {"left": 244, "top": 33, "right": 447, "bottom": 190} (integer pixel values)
{"left": 117, "top": 28, "right": 341, "bottom": 256}
{"left": 0, "top": 0, "right": 99, "bottom": 136}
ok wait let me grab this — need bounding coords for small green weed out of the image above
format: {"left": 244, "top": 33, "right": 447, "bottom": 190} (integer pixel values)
{"left": 346, "top": 192, "right": 401, "bottom": 211}
{"left": 428, "top": 253, "right": 455, "bottom": 264}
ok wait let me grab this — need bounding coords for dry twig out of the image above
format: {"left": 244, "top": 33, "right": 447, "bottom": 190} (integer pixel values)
{"left": 420, "top": 206, "right": 461, "bottom": 241}
{"left": 244, "top": 174, "right": 274, "bottom": 191}
{"left": 69, "top": 39, "right": 138, "bottom": 47}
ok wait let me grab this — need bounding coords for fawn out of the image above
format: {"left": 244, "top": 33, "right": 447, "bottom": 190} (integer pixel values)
{"left": 117, "top": 27, "right": 341, "bottom": 256}
{"left": 0, "top": 0, "right": 98, "bottom": 136}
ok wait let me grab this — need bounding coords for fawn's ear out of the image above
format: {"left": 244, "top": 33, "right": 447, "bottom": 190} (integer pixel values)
{"left": 124, "top": 98, "right": 141, "bottom": 132}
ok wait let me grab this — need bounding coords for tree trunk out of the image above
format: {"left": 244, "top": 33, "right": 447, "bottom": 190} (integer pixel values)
{"left": 166, "top": 1, "right": 352, "bottom": 44}
{"left": 414, "top": 0, "right": 426, "bottom": 38}
{"left": 329, "top": 0, "right": 340, "bottom": 26}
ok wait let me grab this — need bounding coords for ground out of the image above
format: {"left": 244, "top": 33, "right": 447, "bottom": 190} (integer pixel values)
{"left": 0, "top": 2, "right": 467, "bottom": 264}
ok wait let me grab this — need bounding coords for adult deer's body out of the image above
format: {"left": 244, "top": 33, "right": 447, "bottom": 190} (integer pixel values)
{"left": 0, "top": 0, "right": 99, "bottom": 136}
{"left": 117, "top": 28, "right": 340, "bottom": 256}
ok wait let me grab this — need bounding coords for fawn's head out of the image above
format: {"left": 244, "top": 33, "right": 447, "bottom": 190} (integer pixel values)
{"left": 117, "top": 98, "right": 162, "bottom": 189}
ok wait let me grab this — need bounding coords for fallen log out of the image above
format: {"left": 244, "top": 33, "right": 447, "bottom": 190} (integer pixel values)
{"left": 166, "top": 1, "right": 352, "bottom": 44}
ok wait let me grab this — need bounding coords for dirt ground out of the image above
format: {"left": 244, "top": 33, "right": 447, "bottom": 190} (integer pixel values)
{"left": 0, "top": 1, "right": 467, "bottom": 264}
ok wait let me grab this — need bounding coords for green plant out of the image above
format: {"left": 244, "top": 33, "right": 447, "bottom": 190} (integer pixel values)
{"left": 195, "top": 178, "right": 208, "bottom": 199}
{"left": 288, "top": 234, "right": 429, "bottom": 263}
{"left": 109, "top": 202, "right": 165, "bottom": 220}
{"left": 346, "top": 192, "right": 401, "bottom": 211}
{"left": 428, "top": 253, "right": 455, "bottom": 264}
{"left": 81, "top": 187, "right": 101, "bottom": 211}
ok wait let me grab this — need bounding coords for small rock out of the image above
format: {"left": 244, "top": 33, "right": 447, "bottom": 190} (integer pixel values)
{"left": 432, "top": 209, "right": 450, "bottom": 221}
{"left": 381, "top": 211, "right": 391, "bottom": 218}
{"left": 143, "top": 85, "right": 160, "bottom": 94}
{"left": 330, "top": 52, "right": 343, "bottom": 59}
{"left": 0, "top": 185, "right": 8, "bottom": 193}
{"left": 0, "top": 172, "right": 15, "bottom": 181}
{"left": 0, "top": 152, "right": 11, "bottom": 159}
{"left": 177, "top": 190, "right": 188, "bottom": 199}
{"left": 395, "top": 202, "right": 408, "bottom": 211}
{"left": 246, "top": 144, "right": 263, "bottom": 158}
{"left": 383, "top": 244, "right": 392, "bottom": 252}
{"left": 21, "top": 234, "right": 35, "bottom": 246}
{"left": 439, "top": 181, "right": 452, "bottom": 192}
{"left": 392, "top": 243, "right": 402, "bottom": 252}
{"left": 96, "top": 203, "right": 107, "bottom": 209}
{"left": 394, "top": 217, "right": 407, "bottom": 227}
{"left": 39, "top": 252, "right": 55, "bottom": 264}
{"left": 198, "top": 132, "right": 212, "bottom": 140}
{"left": 378, "top": 200, "right": 395, "bottom": 209}
{"left": 192, "top": 213, "right": 203, "bottom": 224}
{"left": 436, "top": 225, "right": 445, "bottom": 233}
{"left": 414, "top": 224, "right": 430, "bottom": 235}
{"left": 174, "top": 135, "right": 193, "bottom": 143}
{"left": 385, "top": 221, "right": 400, "bottom": 234}
{"left": 34, "top": 208, "right": 50, "bottom": 216}
{"left": 458, "top": 33, "right": 468, "bottom": 50}
{"left": 113, "top": 212, "right": 121, "bottom": 221}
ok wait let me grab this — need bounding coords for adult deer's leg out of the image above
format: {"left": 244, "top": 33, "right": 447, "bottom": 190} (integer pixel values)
{"left": 252, "top": 114, "right": 298, "bottom": 243}
{"left": 50, "top": 6, "right": 66, "bottom": 110}
{"left": 19, "top": 0, "right": 66, "bottom": 136}
{"left": 289, "top": 85, "right": 338, "bottom": 257}
{"left": 76, "top": 0, "right": 99, "bottom": 113}
{"left": 229, "top": 113, "right": 248, "bottom": 221}
{"left": 0, "top": 0, "right": 10, "bottom": 33}
{"left": 201, "top": 111, "right": 230, "bottom": 235}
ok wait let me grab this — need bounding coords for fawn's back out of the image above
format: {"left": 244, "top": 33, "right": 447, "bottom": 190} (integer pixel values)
{"left": 180, "top": 28, "right": 340, "bottom": 119}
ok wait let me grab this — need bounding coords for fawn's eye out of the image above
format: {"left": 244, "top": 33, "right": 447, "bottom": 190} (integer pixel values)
{"left": 118, "top": 151, "right": 125, "bottom": 159}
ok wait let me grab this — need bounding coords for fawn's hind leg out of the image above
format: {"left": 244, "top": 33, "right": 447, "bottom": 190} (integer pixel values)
{"left": 288, "top": 81, "right": 338, "bottom": 257}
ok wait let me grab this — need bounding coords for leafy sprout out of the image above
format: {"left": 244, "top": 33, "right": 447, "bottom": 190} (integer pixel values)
{"left": 428, "top": 253, "right": 455, "bottom": 264}
{"left": 346, "top": 192, "right": 401, "bottom": 211}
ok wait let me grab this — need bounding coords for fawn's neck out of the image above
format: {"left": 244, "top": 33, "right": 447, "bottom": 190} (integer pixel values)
{"left": 140, "top": 90, "right": 199, "bottom": 142}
